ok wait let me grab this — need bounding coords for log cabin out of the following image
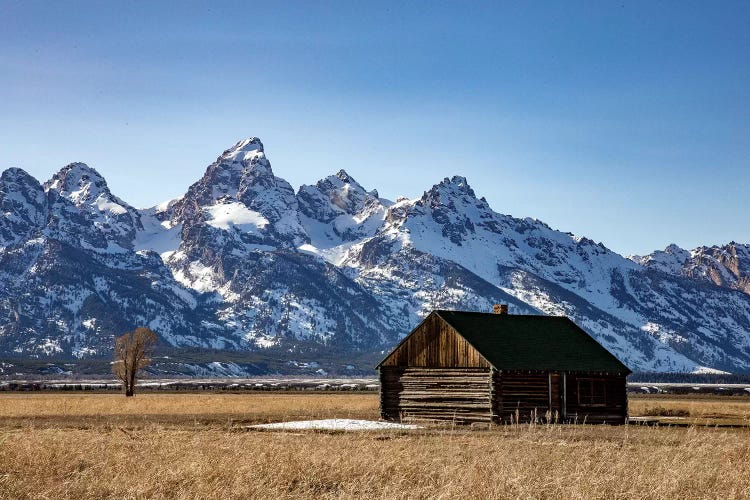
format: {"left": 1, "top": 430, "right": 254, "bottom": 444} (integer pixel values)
{"left": 378, "top": 305, "right": 631, "bottom": 425}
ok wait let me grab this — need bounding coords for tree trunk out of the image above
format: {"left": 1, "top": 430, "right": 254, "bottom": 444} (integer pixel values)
{"left": 129, "top": 369, "right": 137, "bottom": 397}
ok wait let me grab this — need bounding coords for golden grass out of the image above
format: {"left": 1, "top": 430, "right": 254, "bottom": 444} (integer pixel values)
{"left": 0, "top": 393, "right": 748, "bottom": 499}
{"left": 629, "top": 394, "right": 750, "bottom": 425}
{"left": 0, "top": 392, "right": 380, "bottom": 429}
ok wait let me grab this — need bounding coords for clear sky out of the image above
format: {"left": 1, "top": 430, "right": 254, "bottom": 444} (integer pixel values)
{"left": 2, "top": 1, "right": 748, "bottom": 256}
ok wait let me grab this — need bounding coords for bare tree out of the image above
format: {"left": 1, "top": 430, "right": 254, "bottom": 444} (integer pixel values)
{"left": 113, "top": 327, "right": 158, "bottom": 397}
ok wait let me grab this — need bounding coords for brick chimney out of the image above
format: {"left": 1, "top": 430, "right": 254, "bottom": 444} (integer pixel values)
{"left": 493, "top": 304, "right": 509, "bottom": 315}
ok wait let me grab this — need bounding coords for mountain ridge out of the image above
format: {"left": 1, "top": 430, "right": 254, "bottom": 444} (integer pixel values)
{"left": 1, "top": 136, "right": 749, "bottom": 374}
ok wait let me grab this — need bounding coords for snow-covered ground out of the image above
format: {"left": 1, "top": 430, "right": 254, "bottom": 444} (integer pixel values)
{"left": 249, "top": 418, "right": 421, "bottom": 431}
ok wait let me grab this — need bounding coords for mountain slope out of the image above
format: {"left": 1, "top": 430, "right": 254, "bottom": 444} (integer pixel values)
{"left": 0, "top": 168, "right": 47, "bottom": 248}
{"left": 328, "top": 176, "right": 750, "bottom": 372}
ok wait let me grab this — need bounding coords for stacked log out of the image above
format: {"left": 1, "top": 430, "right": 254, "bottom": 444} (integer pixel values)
{"left": 380, "top": 367, "right": 491, "bottom": 423}
{"left": 494, "top": 371, "right": 550, "bottom": 423}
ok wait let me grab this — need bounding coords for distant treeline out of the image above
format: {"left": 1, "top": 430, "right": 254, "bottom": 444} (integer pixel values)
{"left": 630, "top": 372, "right": 750, "bottom": 384}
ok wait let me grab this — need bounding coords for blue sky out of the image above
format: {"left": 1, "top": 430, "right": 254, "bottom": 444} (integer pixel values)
{"left": 2, "top": 1, "right": 748, "bottom": 256}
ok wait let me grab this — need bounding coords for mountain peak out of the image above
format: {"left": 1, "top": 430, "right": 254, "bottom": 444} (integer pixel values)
{"left": 2, "top": 167, "right": 38, "bottom": 183}
{"left": 0, "top": 167, "right": 45, "bottom": 208}
{"left": 45, "top": 163, "right": 109, "bottom": 200}
{"left": 664, "top": 243, "right": 686, "bottom": 254}
{"left": 335, "top": 169, "right": 354, "bottom": 183}
{"left": 421, "top": 176, "right": 479, "bottom": 207}
{"left": 43, "top": 162, "right": 138, "bottom": 239}
{"left": 220, "top": 137, "right": 265, "bottom": 163}
{"left": 438, "top": 176, "right": 474, "bottom": 195}
{"left": 631, "top": 243, "right": 692, "bottom": 272}
{"left": 54, "top": 161, "right": 104, "bottom": 179}
{"left": 331, "top": 169, "right": 378, "bottom": 197}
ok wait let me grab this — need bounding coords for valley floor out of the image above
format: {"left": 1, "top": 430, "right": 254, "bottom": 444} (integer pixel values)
{"left": 0, "top": 393, "right": 748, "bottom": 499}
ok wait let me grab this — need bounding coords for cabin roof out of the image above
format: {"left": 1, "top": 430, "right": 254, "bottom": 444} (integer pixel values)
{"left": 435, "top": 311, "right": 631, "bottom": 374}
{"left": 377, "top": 310, "right": 631, "bottom": 374}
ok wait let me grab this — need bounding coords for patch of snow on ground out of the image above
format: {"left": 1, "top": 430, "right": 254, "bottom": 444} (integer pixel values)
{"left": 250, "top": 419, "right": 421, "bottom": 431}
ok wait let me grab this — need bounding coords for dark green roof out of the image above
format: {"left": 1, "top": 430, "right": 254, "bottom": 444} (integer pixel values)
{"left": 435, "top": 310, "right": 631, "bottom": 374}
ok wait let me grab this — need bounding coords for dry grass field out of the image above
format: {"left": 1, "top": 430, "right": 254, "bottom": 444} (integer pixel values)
{"left": 629, "top": 394, "right": 750, "bottom": 426}
{"left": 0, "top": 392, "right": 748, "bottom": 499}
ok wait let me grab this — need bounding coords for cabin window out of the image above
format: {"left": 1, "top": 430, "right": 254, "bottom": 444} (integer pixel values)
{"left": 577, "top": 378, "right": 607, "bottom": 406}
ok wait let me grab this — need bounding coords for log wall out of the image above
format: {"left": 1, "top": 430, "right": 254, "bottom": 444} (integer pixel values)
{"left": 380, "top": 367, "right": 492, "bottom": 423}
{"left": 492, "top": 371, "right": 551, "bottom": 423}
{"left": 382, "top": 368, "right": 627, "bottom": 425}
{"left": 490, "top": 371, "right": 626, "bottom": 424}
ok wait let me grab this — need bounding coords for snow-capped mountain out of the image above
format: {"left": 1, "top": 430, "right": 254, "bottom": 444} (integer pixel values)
{"left": 632, "top": 243, "right": 750, "bottom": 295}
{"left": 1, "top": 136, "right": 749, "bottom": 373}
{"left": 0, "top": 160, "right": 240, "bottom": 356}
{"left": 0, "top": 168, "right": 47, "bottom": 248}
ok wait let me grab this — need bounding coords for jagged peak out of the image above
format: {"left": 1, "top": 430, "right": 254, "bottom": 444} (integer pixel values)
{"left": 1, "top": 167, "right": 42, "bottom": 187}
{"left": 437, "top": 176, "right": 474, "bottom": 194}
{"left": 45, "top": 162, "right": 108, "bottom": 195}
{"left": 329, "top": 169, "right": 364, "bottom": 190}
{"left": 212, "top": 137, "right": 275, "bottom": 185}
{"left": 421, "top": 175, "right": 479, "bottom": 206}
{"left": 720, "top": 241, "right": 750, "bottom": 251}
{"left": 0, "top": 168, "right": 45, "bottom": 209}
{"left": 44, "top": 163, "right": 136, "bottom": 219}
{"left": 664, "top": 243, "right": 687, "bottom": 254}
{"left": 447, "top": 175, "right": 469, "bottom": 186}
{"left": 335, "top": 169, "right": 355, "bottom": 183}
{"left": 301, "top": 169, "right": 369, "bottom": 198}
{"left": 331, "top": 169, "right": 378, "bottom": 197}
{"left": 694, "top": 241, "right": 750, "bottom": 256}
{"left": 219, "top": 137, "right": 265, "bottom": 163}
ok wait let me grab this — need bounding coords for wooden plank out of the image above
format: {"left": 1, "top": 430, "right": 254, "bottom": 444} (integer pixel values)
{"left": 380, "top": 314, "right": 492, "bottom": 368}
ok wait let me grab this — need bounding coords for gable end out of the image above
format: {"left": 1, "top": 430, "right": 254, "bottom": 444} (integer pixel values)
{"left": 377, "top": 312, "right": 492, "bottom": 368}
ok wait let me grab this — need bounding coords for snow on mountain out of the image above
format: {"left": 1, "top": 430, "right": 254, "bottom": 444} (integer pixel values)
{"left": 203, "top": 202, "right": 269, "bottom": 233}
{"left": 629, "top": 244, "right": 691, "bottom": 275}
{"left": 167, "top": 137, "right": 307, "bottom": 248}
{"left": 0, "top": 162, "right": 239, "bottom": 357}
{"left": 133, "top": 207, "right": 182, "bottom": 260}
{"left": 297, "top": 169, "right": 390, "bottom": 263}
{"left": 0, "top": 236, "right": 239, "bottom": 357}
{"left": 319, "top": 175, "right": 745, "bottom": 372}
{"left": 134, "top": 139, "right": 397, "bottom": 350}
{"left": 44, "top": 163, "right": 142, "bottom": 252}
{"left": 634, "top": 242, "right": 750, "bottom": 295}
{"left": 1, "top": 136, "right": 750, "bottom": 373}
{"left": 0, "top": 168, "right": 47, "bottom": 248}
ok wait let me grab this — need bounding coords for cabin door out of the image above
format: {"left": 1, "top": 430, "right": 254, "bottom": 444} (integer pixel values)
{"left": 548, "top": 372, "right": 562, "bottom": 422}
